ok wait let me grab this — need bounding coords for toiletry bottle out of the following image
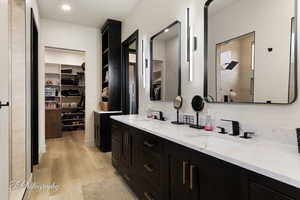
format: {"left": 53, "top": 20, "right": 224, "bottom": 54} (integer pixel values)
{"left": 204, "top": 115, "right": 213, "bottom": 131}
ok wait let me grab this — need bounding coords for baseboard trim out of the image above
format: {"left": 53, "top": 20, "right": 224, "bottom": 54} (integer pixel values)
{"left": 22, "top": 173, "right": 33, "bottom": 200}
{"left": 39, "top": 144, "right": 46, "bottom": 161}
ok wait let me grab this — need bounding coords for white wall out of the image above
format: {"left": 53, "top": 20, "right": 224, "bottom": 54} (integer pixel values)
{"left": 40, "top": 19, "right": 101, "bottom": 148}
{"left": 122, "top": 0, "right": 300, "bottom": 140}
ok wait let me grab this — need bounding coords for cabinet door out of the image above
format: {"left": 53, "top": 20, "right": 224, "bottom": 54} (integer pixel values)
{"left": 167, "top": 144, "right": 192, "bottom": 200}
{"left": 111, "top": 121, "right": 123, "bottom": 167}
{"left": 121, "top": 128, "right": 132, "bottom": 168}
{"left": 191, "top": 154, "right": 244, "bottom": 200}
{"left": 249, "top": 182, "right": 294, "bottom": 200}
{"left": 112, "top": 139, "right": 122, "bottom": 167}
{"left": 94, "top": 113, "right": 100, "bottom": 147}
{"left": 46, "top": 110, "right": 62, "bottom": 139}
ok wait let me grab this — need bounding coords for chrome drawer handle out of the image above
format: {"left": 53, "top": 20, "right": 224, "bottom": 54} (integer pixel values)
{"left": 144, "top": 192, "right": 155, "bottom": 200}
{"left": 144, "top": 141, "right": 155, "bottom": 148}
{"left": 144, "top": 164, "right": 154, "bottom": 172}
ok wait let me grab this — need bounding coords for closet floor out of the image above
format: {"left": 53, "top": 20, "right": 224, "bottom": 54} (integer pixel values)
{"left": 29, "top": 131, "right": 137, "bottom": 200}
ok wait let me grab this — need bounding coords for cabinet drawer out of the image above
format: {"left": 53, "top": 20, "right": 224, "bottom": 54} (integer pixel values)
{"left": 139, "top": 180, "right": 161, "bottom": 200}
{"left": 136, "top": 149, "right": 161, "bottom": 187}
{"left": 136, "top": 132, "right": 163, "bottom": 155}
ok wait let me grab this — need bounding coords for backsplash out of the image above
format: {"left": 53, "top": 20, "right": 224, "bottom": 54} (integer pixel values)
{"left": 141, "top": 101, "right": 298, "bottom": 147}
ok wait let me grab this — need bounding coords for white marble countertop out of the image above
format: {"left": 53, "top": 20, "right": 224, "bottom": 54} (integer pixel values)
{"left": 111, "top": 114, "right": 300, "bottom": 189}
{"left": 94, "top": 110, "right": 122, "bottom": 114}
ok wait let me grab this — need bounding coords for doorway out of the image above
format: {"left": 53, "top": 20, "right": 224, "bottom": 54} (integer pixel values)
{"left": 122, "top": 31, "right": 139, "bottom": 114}
{"left": 31, "top": 8, "right": 39, "bottom": 170}
{"left": 44, "top": 47, "right": 86, "bottom": 140}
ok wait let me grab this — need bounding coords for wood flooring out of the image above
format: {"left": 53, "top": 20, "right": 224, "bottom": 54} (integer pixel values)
{"left": 29, "top": 131, "right": 136, "bottom": 200}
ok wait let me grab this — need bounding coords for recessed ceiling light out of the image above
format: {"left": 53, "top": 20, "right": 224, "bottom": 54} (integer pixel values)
{"left": 61, "top": 4, "right": 71, "bottom": 11}
{"left": 164, "top": 29, "right": 169, "bottom": 32}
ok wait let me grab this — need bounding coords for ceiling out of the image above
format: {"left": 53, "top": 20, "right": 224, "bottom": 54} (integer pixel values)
{"left": 38, "top": 0, "right": 141, "bottom": 27}
{"left": 156, "top": 23, "right": 180, "bottom": 41}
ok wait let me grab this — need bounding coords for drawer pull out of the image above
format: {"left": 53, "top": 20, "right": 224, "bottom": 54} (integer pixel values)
{"left": 124, "top": 174, "right": 131, "bottom": 181}
{"left": 183, "top": 161, "right": 187, "bottom": 185}
{"left": 144, "top": 164, "right": 154, "bottom": 172}
{"left": 144, "top": 141, "right": 155, "bottom": 148}
{"left": 190, "top": 165, "right": 195, "bottom": 190}
{"left": 144, "top": 192, "right": 155, "bottom": 200}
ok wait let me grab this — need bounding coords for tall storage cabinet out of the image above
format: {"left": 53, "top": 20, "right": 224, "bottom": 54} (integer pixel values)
{"left": 101, "top": 19, "right": 122, "bottom": 111}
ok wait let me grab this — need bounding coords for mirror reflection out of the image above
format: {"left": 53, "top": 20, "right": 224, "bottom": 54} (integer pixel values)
{"left": 150, "top": 21, "right": 181, "bottom": 101}
{"left": 205, "top": 0, "right": 297, "bottom": 104}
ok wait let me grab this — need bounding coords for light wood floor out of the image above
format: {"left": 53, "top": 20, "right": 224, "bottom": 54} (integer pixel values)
{"left": 29, "top": 131, "right": 136, "bottom": 200}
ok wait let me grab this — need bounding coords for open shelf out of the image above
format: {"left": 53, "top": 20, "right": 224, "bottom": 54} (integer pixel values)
{"left": 63, "top": 124, "right": 85, "bottom": 128}
{"left": 63, "top": 112, "right": 85, "bottom": 116}
{"left": 62, "top": 107, "right": 84, "bottom": 110}
{"left": 100, "top": 19, "right": 121, "bottom": 112}
{"left": 61, "top": 64, "right": 83, "bottom": 68}
{"left": 62, "top": 119, "right": 84, "bottom": 122}
{"left": 46, "top": 84, "right": 60, "bottom": 88}
{"left": 46, "top": 72, "right": 60, "bottom": 76}
{"left": 61, "top": 73, "right": 80, "bottom": 76}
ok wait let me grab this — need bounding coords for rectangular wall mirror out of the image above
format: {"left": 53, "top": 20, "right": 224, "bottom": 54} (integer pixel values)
{"left": 204, "top": 0, "right": 297, "bottom": 104}
{"left": 150, "top": 21, "right": 181, "bottom": 101}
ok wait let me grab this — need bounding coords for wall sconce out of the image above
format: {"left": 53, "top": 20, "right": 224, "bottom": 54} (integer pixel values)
{"left": 187, "top": 8, "right": 194, "bottom": 82}
{"left": 142, "top": 38, "right": 147, "bottom": 88}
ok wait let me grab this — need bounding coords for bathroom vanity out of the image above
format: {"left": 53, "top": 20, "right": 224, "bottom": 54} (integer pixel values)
{"left": 111, "top": 115, "right": 300, "bottom": 200}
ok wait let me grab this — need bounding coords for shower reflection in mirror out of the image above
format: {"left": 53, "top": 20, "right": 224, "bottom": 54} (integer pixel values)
{"left": 215, "top": 32, "right": 255, "bottom": 103}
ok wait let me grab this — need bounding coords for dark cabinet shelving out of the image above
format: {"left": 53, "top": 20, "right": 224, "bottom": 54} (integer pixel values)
{"left": 100, "top": 19, "right": 122, "bottom": 111}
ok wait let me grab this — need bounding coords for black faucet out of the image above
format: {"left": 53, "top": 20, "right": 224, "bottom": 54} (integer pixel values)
{"left": 221, "top": 119, "right": 240, "bottom": 136}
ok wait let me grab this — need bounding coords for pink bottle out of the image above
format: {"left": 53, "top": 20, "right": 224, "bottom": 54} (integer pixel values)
{"left": 204, "top": 115, "right": 214, "bottom": 131}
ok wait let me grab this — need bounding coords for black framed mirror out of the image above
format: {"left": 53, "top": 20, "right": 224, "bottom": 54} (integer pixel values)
{"left": 150, "top": 21, "right": 182, "bottom": 101}
{"left": 204, "top": 0, "right": 298, "bottom": 104}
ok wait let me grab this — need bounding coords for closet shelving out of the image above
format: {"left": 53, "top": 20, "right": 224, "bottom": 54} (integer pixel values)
{"left": 61, "top": 64, "right": 85, "bottom": 131}
{"left": 45, "top": 62, "right": 86, "bottom": 132}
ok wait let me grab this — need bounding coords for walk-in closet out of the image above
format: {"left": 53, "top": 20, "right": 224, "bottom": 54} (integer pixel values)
{"left": 45, "top": 47, "right": 86, "bottom": 138}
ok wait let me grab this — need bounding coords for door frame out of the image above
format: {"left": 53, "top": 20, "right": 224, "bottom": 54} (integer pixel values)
{"left": 30, "top": 8, "right": 39, "bottom": 171}
{"left": 0, "top": 0, "right": 10, "bottom": 198}
{"left": 121, "top": 30, "right": 139, "bottom": 114}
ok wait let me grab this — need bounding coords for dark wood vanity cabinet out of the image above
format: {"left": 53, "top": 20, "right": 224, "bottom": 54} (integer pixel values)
{"left": 111, "top": 120, "right": 300, "bottom": 200}
{"left": 111, "top": 121, "right": 132, "bottom": 170}
{"left": 166, "top": 142, "right": 244, "bottom": 200}
{"left": 190, "top": 154, "right": 245, "bottom": 200}
{"left": 167, "top": 143, "right": 194, "bottom": 200}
